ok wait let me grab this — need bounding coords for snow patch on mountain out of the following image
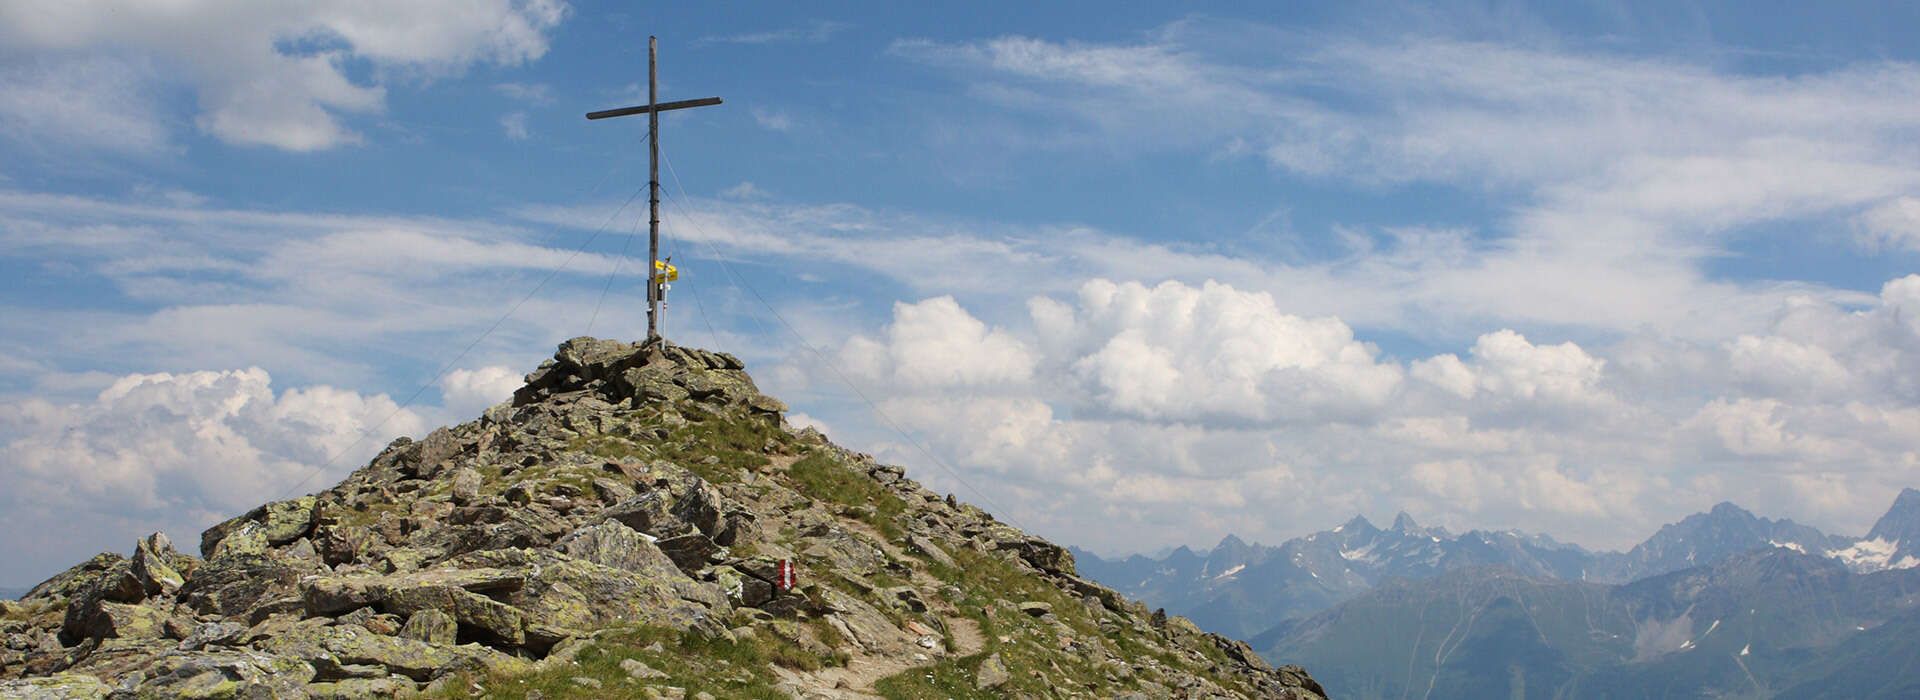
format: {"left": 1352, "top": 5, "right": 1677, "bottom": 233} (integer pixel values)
{"left": 1831, "top": 537, "right": 1902, "bottom": 573}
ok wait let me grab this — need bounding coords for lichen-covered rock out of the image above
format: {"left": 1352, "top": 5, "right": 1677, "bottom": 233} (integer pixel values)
{"left": 261, "top": 624, "right": 474, "bottom": 682}
{"left": 261, "top": 497, "right": 319, "bottom": 545}
{"left": 467, "top": 550, "right": 726, "bottom": 637}
{"left": 177, "top": 554, "right": 304, "bottom": 618}
{"left": 129, "top": 533, "right": 190, "bottom": 597}
{"left": 397, "top": 609, "right": 457, "bottom": 646}
{"left": 977, "top": 523, "right": 1076, "bottom": 576}
{"left": 79, "top": 602, "right": 169, "bottom": 641}
{"left": 555, "top": 520, "right": 681, "bottom": 579}
{"left": 57, "top": 561, "right": 149, "bottom": 645}
{"left": 304, "top": 675, "right": 418, "bottom": 699}
{"left": 299, "top": 568, "right": 525, "bottom": 616}
{"left": 131, "top": 648, "right": 316, "bottom": 698}
{"left": 449, "top": 467, "right": 482, "bottom": 506}
{"left": 380, "top": 585, "right": 526, "bottom": 647}
{"left": 199, "top": 496, "right": 316, "bottom": 558}
{"left": 0, "top": 672, "right": 112, "bottom": 699}
{"left": 205, "top": 521, "right": 269, "bottom": 559}
{"left": 975, "top": 652, "right": 1010, "bottom": 689}
{"left": 20, "top": 553, "right": 126, "bottom": 604}
{"left": 710, "top": 565, "right": 773, "bottom": 608}
{"left": 62, "top": 638, "right": 174, "bottom": 680}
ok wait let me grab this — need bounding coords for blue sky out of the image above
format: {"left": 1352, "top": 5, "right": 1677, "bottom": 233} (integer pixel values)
{"left": 5, "top": 1, "right": 1920, "bottom": 586}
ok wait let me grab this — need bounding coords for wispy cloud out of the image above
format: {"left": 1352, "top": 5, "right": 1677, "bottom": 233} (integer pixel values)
{"left": 697, "top": 19, "right": 850, "bottom": 46}
{"left": 751, "top": 106, "right": 793, "bottom": 132}
{"left": 501, "top": 111, "right": 530, "bottom": 140}
{"left": 0, "top": 1, "right": 568, "bottom": 151}
{"left": 0, "top": 56, "right": 173, "bottom": 157}
{"left": 0, "top": 189, "right": 641, "bottom": 392}
{"left": 493, "top": 81, "right": 554, "bottom": 105}
{"left": 890, "top": 28, "right": 1920, "bottom": 343}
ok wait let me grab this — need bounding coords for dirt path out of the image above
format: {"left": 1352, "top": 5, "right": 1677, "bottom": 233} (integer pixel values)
{"left": 766, "top": 515, "right": 990, "bottom": 697}
{"left": 946, "top": 615, "right": 986, "bottom": 655}
{"left": 772, "top": 614, "right": 983, "bottom": 699}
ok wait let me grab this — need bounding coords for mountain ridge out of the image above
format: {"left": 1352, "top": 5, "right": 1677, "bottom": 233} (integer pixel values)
{"left": 1259, "top": 547, "right": 1920, "bottom": 699}
{"left": 1075, "top": 493, "right": 1920, "bottom": 641}
{"left": 1, "top": 337, "right": 1325, "bottom": 699}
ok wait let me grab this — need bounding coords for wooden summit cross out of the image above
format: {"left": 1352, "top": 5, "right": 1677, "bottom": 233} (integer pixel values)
{"left": 587, "top": 36, "right": 722, "bottom": 341}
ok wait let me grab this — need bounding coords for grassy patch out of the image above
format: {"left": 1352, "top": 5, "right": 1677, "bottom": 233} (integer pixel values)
{"left": 873, "top": 652, "right": 993, "bottom": 700}
{"left": 875, "top": 544, "right": 1261, "bottom": 699}
{"left": 422, "top": 625, "right": 818, "bottom": 700}
{"left": 785, "top": 451, "right": 907, "bottom": 538}
{"left": 578, "top": 406, "right": 788, "bottom": 485}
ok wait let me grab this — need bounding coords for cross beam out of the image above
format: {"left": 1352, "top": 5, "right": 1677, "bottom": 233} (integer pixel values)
{"left": 586, "top": 36, "right": 722, "bottom": 342}
{"left": 586, "top": 97, "right": 723, "bottom": 121}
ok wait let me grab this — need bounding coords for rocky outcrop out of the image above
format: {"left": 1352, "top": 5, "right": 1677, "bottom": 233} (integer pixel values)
{"left": 2, "top": 337, "right": 1325, "bottom": 698}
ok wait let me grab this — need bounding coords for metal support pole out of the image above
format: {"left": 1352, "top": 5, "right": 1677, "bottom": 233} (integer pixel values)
{"left": 647, "top": 36, "right": 661, "bottom": 341}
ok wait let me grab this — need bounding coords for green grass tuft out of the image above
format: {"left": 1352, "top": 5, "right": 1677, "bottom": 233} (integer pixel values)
{"left": 578, "top": 405, "right": 789, "bottom": 484}
{"left": 785, "top": 451, "right": 907, "bottom": 538}
{"left": 420, "top": 625, "right": 829, "bottom": 699}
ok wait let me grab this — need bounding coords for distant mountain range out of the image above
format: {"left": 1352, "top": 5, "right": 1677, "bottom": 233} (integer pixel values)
{"left": 0, "top": 587, "right": 23, "bottom": 601}
{"left": 1257, "top": 549, "right": 1920, "bottom": 699}
{"left": 1073, "top": 488, "right": 1920, "bottom": 699}
{"left": 1073, "top": 488, "right": 1920, "bottom": 640}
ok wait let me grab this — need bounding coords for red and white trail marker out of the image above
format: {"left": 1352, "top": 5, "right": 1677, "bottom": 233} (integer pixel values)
{"left": 775, "top": 559, "right": 797, "bottom": 592}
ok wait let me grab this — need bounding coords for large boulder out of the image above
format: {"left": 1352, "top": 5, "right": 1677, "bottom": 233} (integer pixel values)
{"left": 177, "top": 554, "right": 306, "bottom": 619}
{"left": 449, "top": 548, "right": 726, "bottom": 638}
{"left": 555, "top": 521, "right": 681, "bottom": 579}
{"left": 515, "top": 336, "right": 648, "bottom": 405}
{"left": 397, "top": 609, "right": 457, "bottom": 646}
{"left": 300, "top": 567, "right": 524, "bottom": 615}
{"left": 21, "top": 553, "right": 126, "bottom": 603}
{"left": 305, "top": 676, "right": 420, "bottom": 699}
{"left": 380, "top": 586, "right": 526, "bottom": 647}
{"left": 199, "top": 496, "right": 317, "bottom": 557}
{"left": 132, "top": 648, "right": 316, "bottom": 697}
{"left": 79, "top": 602, "right": 170, "bottom": 641}
{"left": 0, "top": 673, "right": 112, "bottom": 699}
{"left": 129, "top": 533, "right": 193, "bottom": 598}
{"left": 57, "top": 560, "right": 149, "bottom": 645}
{"left": 978, "top": 523, "right": 1076, "bottom": 576}
{"left": 262, "top": 623, "right": 519, "bottom": 682}
{"left": 63, "top": 638, "right": 175, "bottom": 680}
{"left": 598, "top": 470, "right": 745, "bottom": 549}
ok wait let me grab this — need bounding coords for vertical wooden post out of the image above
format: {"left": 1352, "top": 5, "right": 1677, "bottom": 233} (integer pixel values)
{"left": 646, "top": 36, "right": 662, "bottom": 341}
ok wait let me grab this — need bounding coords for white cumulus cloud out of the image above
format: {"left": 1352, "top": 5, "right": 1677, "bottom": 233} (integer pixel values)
{"left": 441, "top": 365, "right": 522, "bottom": 418}
{"left": 0, "top": 368, "right": 427, "bottom": 582}
{"left": 1042, "top": 279, "right": 1403, "bottom": 424}
{"left": 0, "top": 0, "right": 568, "bottom": 151}
{"left": 840, "top": 296, "right": 1036, "bottom": 389}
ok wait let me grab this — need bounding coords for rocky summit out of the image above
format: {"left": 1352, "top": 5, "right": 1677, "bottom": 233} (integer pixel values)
{"left": 0, "top": 337, "right": 1325, "bottom": 699}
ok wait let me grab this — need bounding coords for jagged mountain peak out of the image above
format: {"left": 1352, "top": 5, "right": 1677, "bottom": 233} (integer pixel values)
{"left": 1390, "top": 511, "right": 1420, "bottom": 532}
{"left": 1339, "top": 514, "right": 1377, "bottom": 534}
{"left": 1705, "top": 501, "right": 1759, "bottom": 520}
{"left": 1166, "top": 544, "right": 1202, "bottom": 563}
{"left": 1, "top": 336, "right": 1324, "bottom": 699}
{"left": 1867, "top": 487, "right": 1920, "bottom": 543}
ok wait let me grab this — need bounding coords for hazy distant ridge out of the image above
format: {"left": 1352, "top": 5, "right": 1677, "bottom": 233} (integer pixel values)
{"left": 1074, "top": 489, "right": 1920, "bottom": 639}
